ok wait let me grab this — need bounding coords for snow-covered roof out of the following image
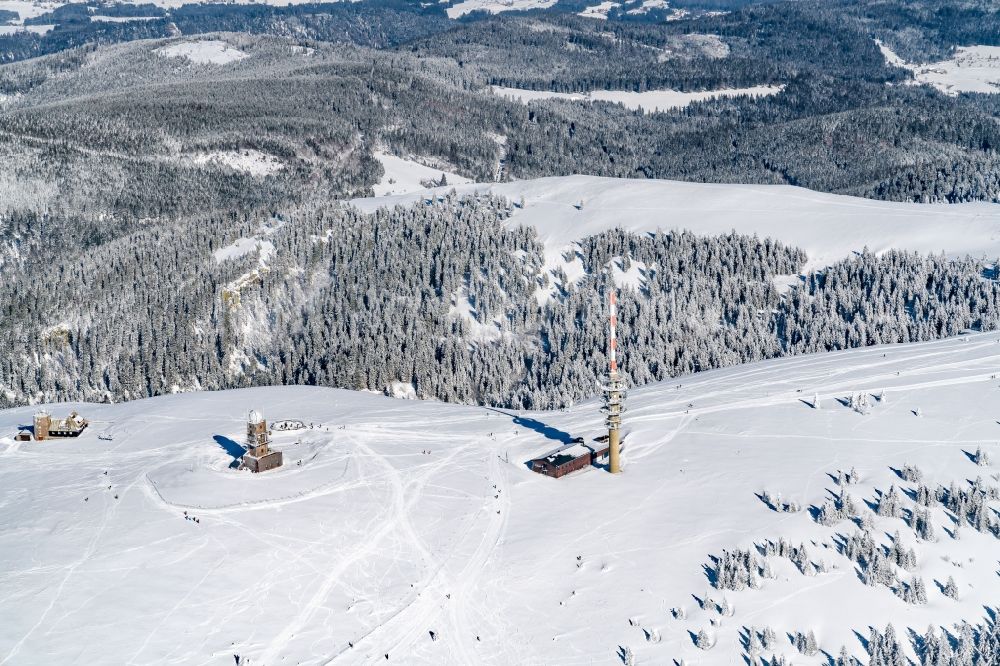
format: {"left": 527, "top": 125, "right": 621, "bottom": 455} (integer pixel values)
{"left": 534, "top": 442, "right": 593, "bottom": 466}
{"left": 248, "top": 409, "right": 263, "bottom": 425}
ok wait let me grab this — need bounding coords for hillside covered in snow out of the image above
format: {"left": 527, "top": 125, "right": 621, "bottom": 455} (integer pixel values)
{"left": 352, "top": 174, "right": 1000, "bottom": 272}
{"left": 3, "top": 1, "right": 1000, "bottom": 662}
{"left": 2, "top": 334, "right": 1000, "bottom": 664}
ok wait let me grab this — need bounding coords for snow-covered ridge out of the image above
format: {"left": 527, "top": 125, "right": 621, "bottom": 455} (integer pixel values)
{"left": 351, "top": 174, "right": 1000, "bottom": 273}
{"left": 3, "top": 334, "right": 1000, "bottom": 663}
{"left": 491, "top": 83, "right": 784, "bottom": 113}
{"left": 879, "top": 40, "right": 1000, "bottom": 95}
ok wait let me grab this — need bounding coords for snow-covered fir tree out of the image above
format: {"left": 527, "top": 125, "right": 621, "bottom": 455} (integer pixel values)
{"left": 942, "top": 576, "right": 959, "bottom": 600}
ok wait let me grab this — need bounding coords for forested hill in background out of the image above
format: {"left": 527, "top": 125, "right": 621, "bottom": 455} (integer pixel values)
{"left": 1, "top": 0, "right": 1000, "bottom": 407}
{"left": 3, "top": 0, "right": 1000, "bottom": 67}
{"left": 2, "top": 30, "right": 1000, "bottom": 213}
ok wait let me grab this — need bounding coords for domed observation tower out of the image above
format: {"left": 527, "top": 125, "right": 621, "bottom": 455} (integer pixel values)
{"left": 241, "top": 409, "right": 283, "bottom": 473}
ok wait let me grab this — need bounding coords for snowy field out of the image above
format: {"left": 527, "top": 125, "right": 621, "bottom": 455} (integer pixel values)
{"left": 214, "top": 217, "right": 284, "bottom": 265}
{"left": 373, "top": 152, "right": 472, "bottom": 197}
{"left": 625, "top": 0, "right": 668, "bottom": 16}
{"left": 0, "top": 23, "right": 51, "bottom": 33}
{"left": 2, "top": 334, "right": 1000, "bottom": 664}
{"left": 578, "top": 1, "right": 619, "bottom": 20}
{"left": 154, "top": 39, "right": 249, "bottom": 65}
{"left": 89, "top": 15, "right": 160, "bottom": 23}
{"left": 879, "top": 41, "right": 1000, "bottom": 96}
{"left": 0, "top": 0, "right": 61, "bottom": 25}
{"left": 213, "top": 236, "right": 275, "bottom": 263}
{"left": 491, "top": 84, "right": 783, "bottom": 113}
{"left": 446, "top": 0, "right": 557, "bottom": 19}
{"left": 192, "top": 149, "right": 284, "bottom": 177}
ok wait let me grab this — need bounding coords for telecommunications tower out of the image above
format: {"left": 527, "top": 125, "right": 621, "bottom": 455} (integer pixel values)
{"left": 602, "top": 291, "right": 626, "bottom": 473}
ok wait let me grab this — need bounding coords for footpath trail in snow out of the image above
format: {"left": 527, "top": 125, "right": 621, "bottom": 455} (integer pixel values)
{"left": 2, "top": 334, "right": 1000, "bottom": 664}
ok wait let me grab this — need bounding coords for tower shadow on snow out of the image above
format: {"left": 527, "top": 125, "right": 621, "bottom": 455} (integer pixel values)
{"left": 214, "top": 435, "right": 246, "bottom": 469}
{"left": 485, "top": 408, "right": 576, "bottom": 445}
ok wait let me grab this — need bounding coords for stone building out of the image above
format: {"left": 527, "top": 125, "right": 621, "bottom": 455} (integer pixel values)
{"left": 241, "top": 409, "right": 283, "bottom": 473}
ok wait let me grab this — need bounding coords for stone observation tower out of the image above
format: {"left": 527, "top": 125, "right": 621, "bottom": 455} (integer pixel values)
{"left": 241, "top": 409, "right": 283, "bottom": 473}
{"left": 34, "top": 411, "right": 50, "bottom": 441}
{"left": 601, "top": 291, "right": 626, "bottom": 474}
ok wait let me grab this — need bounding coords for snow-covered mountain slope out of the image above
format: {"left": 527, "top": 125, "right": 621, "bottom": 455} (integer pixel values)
{"left": 352, "top": 174, "right": 1000, "bottom": 271}
{"left": 2, "top": 333, "right": 999, "bottom": 664}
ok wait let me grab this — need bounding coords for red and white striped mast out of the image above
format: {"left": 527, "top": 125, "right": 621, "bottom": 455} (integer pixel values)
{"left": 602, "top": 290, "right": 626, "bottom": 474}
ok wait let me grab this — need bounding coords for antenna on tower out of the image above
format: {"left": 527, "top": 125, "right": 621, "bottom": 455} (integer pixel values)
{"left": 602, "top": 290, "right": 626, "bottom": 474}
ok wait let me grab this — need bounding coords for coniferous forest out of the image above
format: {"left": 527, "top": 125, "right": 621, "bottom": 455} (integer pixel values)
{"left": 4, "top": 192, "right": 1000, "bottom": 409}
